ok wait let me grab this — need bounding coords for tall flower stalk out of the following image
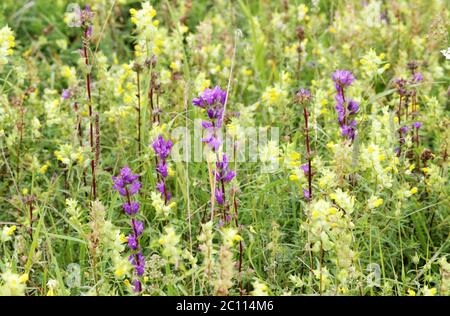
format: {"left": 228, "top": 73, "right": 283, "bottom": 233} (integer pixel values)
{"left": 192, "top": 86, "right": 236, "bottom": 222}
{"left": 296, "top": 88, "right": 313, "bottom": 201}
{"left": 79, "top": 6, "right": 97, "bottom": 202}
{"left": 112, "top": 166, "right": 144, "bottom": 293}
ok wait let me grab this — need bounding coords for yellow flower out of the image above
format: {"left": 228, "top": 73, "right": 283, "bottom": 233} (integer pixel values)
{"left": 328, "top": 207, "right": 338, "bottom": 215}
{"left": 368, "top": 196, "right": 383, "bottom": 209}
{"left": 289, "top": 174, "right": 299, "bottom": 181}
{"left": 119, "top": 233, "right": 128, "bottom": 243}
{"left": 407, "top": 289, "right": 416, "bottom": 296}
{"left": 410, "top": 187, "right": 418, "bottom": 195}
{"left": 19, "top": 274, "right": 28, "bottom": 283}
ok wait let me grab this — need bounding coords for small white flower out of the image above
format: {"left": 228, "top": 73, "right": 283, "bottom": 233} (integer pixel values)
{"left": 440, "top": 47, "right": 450, "bottom": 60}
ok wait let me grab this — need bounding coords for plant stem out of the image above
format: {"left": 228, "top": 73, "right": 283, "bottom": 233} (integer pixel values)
{"left": 303, "top": 106, "right": 312, "bottom": 201}
{"left": 83, "top": 28, "right": 97, "bottom": 202}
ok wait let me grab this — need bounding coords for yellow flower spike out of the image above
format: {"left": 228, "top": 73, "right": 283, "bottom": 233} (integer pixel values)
{"left": 144, "top": 276, "right": 149, "bottom": 283}
{"left": 123, "top": 279, "right": 131, "bottom": 287}
{"left": 421, "top": 167, "right": 430, "bottom": 174}
{"left": 410, "top": 187, "right": 418, "bottom": 195}
{"left": 129, "top": 8, "right": 136, "bottom": 15}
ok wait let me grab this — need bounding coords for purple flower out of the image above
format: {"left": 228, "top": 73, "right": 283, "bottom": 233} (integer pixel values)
{"left": 296, "top": 88, "right": 312, "bottom": 103}
{"left": 112, "top": 166, "right": 141, "bottom": 196}
{"left": 300, "top": 163, "right": 309, "bottom": 175}
{"left": 128, "top": 180, "right": 142, "bottom": 196}
{"left": 128, "top": 234, "right": 138, "bottom": 250}
{"left": 413, "top": 73, "right": 423, "bottom": 82}
{"left": 152, "top": 135, "right": 172, "bottom": 160}
{"left": 192, "top": 86, "right": 227, "bottom": 108}
{"left": 215, "top": 188, "right": 224, "bottom": 205}
{"left": 202, "top": 121, "right": 213, "bottom": 129}
{"left": 133, "top": 279, "right": 142, "bottom": 293}
{"left": 332, "top": 70, "right": 355, "bottom": 89}
{"left": 122, "top": 201, "right": 140, "bottom": 215}
{"left": 129, "top": 252, "right": 145, "bottom": 276}
{"left": 340, "top": 120, "right": 357, "bottom": 140}
{"left": 132, "top": 219, "right": 144, "bottom": 236}
{"left": 399, "top": 126, "right": 410, "bottom": 134}
{"left": 215, "top": 154, "right": 236, "bottom": 183}
{"left": 347, "top": 100, "right": 359, "bottom": 114}
{"left": 202, "top": 133, "right": 222, "bottom": 151}
{"left": 61, "top": 89, "right": 71, "bottom": 100}
{"left": 303, "top": 188, "right": 311, "bottom": 201}
{"left": 80, "top": 5, "right": 94, "bottom": 26}
{"left": 156, "top": 162, "right": 168, "bottom": 177}
{"left": 412, "top": 121, "right": 422, "bottom": 129}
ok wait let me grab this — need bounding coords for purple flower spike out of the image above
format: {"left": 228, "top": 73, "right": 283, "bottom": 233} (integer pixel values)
{"left": 113, "top": 165, "right": 144, "bottom": 291}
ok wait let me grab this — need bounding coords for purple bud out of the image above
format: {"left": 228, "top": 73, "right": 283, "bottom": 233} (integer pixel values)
{"left": 61, "top": 89, "right": 71, "bottom": 100}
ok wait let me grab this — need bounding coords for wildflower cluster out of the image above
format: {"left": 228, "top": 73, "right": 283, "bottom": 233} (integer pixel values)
{"left": 0, "top": 25, "right": 15, "bottom": 67}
